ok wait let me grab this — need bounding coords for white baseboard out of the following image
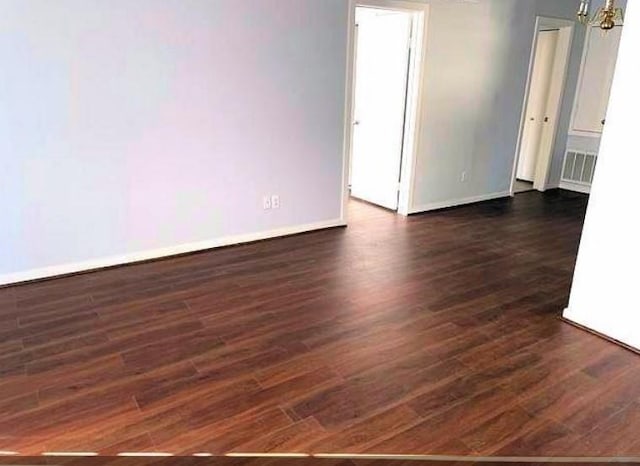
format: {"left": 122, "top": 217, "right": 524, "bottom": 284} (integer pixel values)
{"left": 559, "top": 181, "right": 591, "bottom": 194}
{"left": 563, "top": 308, "right": 640, "bottom": 352}
{"left": 0, "top": 218, "right": 345, "bottom": 287}
{"left": 562, "top": 307, "right": 582, "bottom": 326}
{"left": 409, "top": 191, "right": 511, "bottom": 215}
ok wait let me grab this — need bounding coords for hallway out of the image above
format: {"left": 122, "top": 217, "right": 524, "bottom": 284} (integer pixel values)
{"left": 0, "top": 192, "right": 638, "bottom": 457}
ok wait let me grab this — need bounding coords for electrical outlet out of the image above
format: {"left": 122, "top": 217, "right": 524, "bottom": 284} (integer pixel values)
{"left": 271, "top": 195, "right": 280, "bottom": 209}
{"left": 461, "top": 171, "right": 468, "bottom": 183}
{"left": 263, "top": 196, "right": 272, "bottom": 210}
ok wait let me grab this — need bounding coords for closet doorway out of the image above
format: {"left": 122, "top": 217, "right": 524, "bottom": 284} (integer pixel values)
{"left": 512, "top": 17, "right": 574, "bottom": 194}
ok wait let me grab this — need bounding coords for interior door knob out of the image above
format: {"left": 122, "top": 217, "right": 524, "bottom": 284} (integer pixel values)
{"left": 601, "top": 119, "right": 606, "bottom": 125}
{"left": 544, "top": 117, "right": 549, "bottom": 123}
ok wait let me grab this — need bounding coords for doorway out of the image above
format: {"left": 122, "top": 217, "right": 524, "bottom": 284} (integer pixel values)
{"left": 511, "top": 17, "right": 575, "bottom": 195}
{"left": 349, "top": 6, "right": 412, "bottom": 211}
{"left": 342, "top": 0, "right": 429, "bottom": 219}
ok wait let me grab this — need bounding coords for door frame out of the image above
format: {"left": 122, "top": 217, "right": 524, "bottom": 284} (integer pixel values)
{"left": 340, "top": 0, "right": 430, "bottom": 220}
{"left": 510, "top": 16, "right": 575, "bottom": 195}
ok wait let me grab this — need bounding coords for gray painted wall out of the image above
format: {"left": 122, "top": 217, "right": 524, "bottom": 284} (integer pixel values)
{"left": 0, "top": 0, "right": 349, "bottom": 279}
{"left": 408, "top": 0, "right": 585, "bottom": 208}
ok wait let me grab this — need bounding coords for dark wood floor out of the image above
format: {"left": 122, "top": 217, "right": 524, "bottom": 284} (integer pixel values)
{"left": 0, "top": 458, "right": 633, "bottom": 466}
{"left": 1, "top": 191, "right": 639, "bottom": 458}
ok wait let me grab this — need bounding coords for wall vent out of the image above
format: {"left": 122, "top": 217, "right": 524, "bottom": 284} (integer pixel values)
{"left": 562, "top": 150, "right": 597, "bottom": 185}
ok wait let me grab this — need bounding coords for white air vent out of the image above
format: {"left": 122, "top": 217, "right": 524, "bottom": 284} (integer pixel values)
{"left": 562, "top": 150, "right": 598, "bottom": 185}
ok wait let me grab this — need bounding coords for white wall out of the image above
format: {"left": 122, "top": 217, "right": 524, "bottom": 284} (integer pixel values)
{"left": 406, "top": 0, "right": 583, "bottom": 210}
{"left": 563, "top": 0, "right": 639, "bottom": 350}
{"left": 0, "top": 0, "right": 349, "bottom": 283}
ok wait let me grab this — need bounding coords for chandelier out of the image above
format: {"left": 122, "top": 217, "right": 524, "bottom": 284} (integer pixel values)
{"left": 577, "top": 0, "right": 624, "bottom": 30}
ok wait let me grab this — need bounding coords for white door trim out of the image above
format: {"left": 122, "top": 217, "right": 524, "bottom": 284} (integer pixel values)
{"left": 341, "top": 0, "right": 430, "bottom": 220}
{"left": 510, "top": 16, "right": 575, "bottom": 195}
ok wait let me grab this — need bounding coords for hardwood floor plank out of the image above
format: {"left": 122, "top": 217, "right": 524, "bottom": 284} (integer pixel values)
{"left": 459, "top": 406, "right": 535, "bottom": 454}
{"left": 494, "top": 419, "right": 582, "bottom": 456}
{"left": 120, "top": 327, "right": 223, "bottom": 372}
{"left": 37, "top": 355, "right": 130, "bottom": 405}
{"left": 559, "top": 365, "right": 640, "bottom": 436}
{"left": 371, "top": 386, "right": 516, "bottom": 454}
{"left": 42, "top": 431, "right": 157, "bottom": 456}
{"left": 0, "top": 389, "right": 139, "bottom": 438}
{"left": 518, "top": 372, "right": 599, "bottom": 423}
{"left": 292, "top": 358, "right": 463, "bottom": 430}
{"left": 232, "top": 417, "right": 326, "bottom": 453}
{"left": 309, "top": 405, "right": 423, "bottom": 454}
{"left": 0, "top": 192, "right": 638, "bottom": 457}
{"left": 155, "top": 408, "right": 294, "bottom": 455}
{"left": 575, "top": 402, "right": 640, "bottom": 455}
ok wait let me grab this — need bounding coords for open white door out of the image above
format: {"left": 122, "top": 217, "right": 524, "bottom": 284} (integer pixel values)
{"left": 517, "top": 30, "right": 559, "bottom": 182}
{"left": 350, "top": 9, "right": 411, "bottom": 211}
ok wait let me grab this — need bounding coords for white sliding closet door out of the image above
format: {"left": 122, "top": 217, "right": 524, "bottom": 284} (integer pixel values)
{"left": 517, "top": 30, "right": 559, "bottom": 182}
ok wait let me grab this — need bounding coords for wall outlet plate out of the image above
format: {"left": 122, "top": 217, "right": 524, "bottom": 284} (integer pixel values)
{"left": 271, "top": 195, "right": 280, "bottom": 209}
{"left": 263, "top": 196, "right": 272, "bottom": 210}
